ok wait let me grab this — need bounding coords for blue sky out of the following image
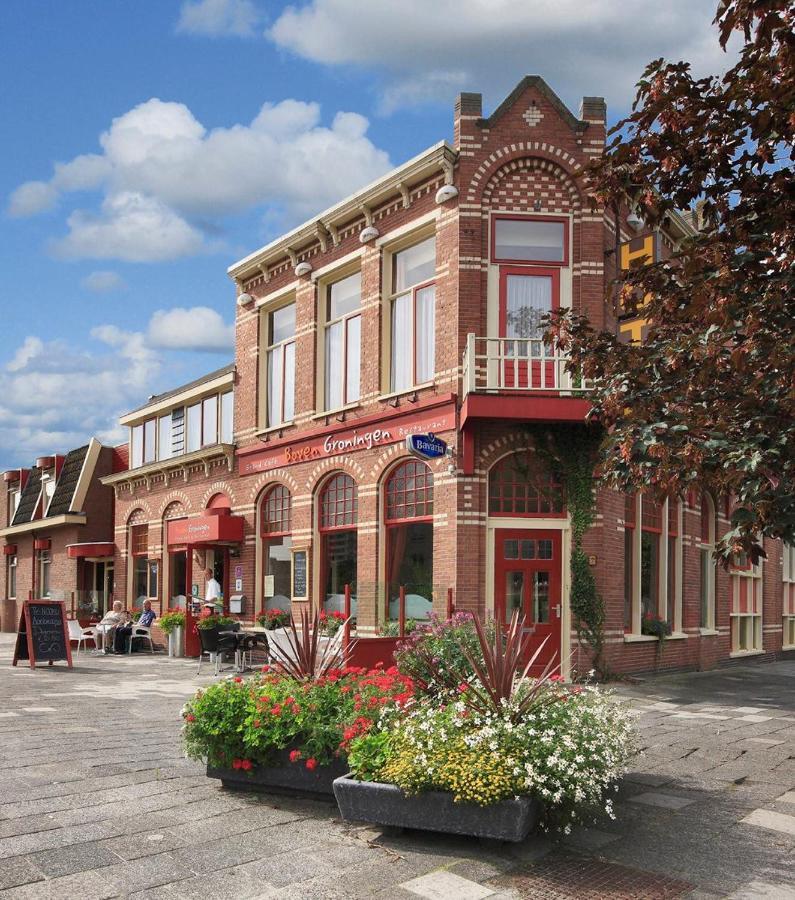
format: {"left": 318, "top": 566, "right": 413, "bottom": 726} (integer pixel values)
{"left": 0, "top": 0, "right": 729, "bottom": 470}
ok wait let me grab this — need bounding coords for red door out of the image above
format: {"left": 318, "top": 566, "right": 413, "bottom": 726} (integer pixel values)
{"left": 499, "top": 267, "right": 559, "bottom": 390}
{"left": 494, "top": 528, "right": 561, "bottom": 675}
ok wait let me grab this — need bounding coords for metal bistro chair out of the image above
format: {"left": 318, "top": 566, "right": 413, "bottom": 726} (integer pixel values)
{"left": 238, "top": 632, "right": 269, "bottom": 670}
{"left": 196, "top": 626, "right": 237, "bottom": 676}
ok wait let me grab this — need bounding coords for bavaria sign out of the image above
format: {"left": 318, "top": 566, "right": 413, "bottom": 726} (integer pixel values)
{"left": 406, "top": 432, "right": 447, "bottom": 460}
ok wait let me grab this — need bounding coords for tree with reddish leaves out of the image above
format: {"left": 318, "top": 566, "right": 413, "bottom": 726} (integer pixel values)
{"left": 550, "top": 0, "right": 794, "bottom": 561}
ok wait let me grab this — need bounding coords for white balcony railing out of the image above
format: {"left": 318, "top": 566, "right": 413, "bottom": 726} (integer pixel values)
{"left": 462, "top": 334, "right": 591, "bottom": 398}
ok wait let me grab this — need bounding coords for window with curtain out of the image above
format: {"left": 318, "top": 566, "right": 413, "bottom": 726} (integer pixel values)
{"left": 186, "top": 403, "right": 201, "bottom": 452}
{"left": 385, "top": 460, "right": 434, "bottom": 621}
{"left": 143, "top": 419, "right": 156, "bottom": 464}
{"left": 319, "top": 474, "right": 358, "bottom": 615}
{"left": 267, "top": 304, "right": 296, "bottom": 427}
{"left": 492, "top": 216, "right": 566, "bottom": 264}
{"left": 202, "top": 396, "right": 217, "bottom": 447}
{"left": 158, "top": 414, "right": 172, "bottom": 460}
{"left": 131, "top": 424, "right": 144, "bottom": 468}
{"left": 698, "top": 493, "right": 717, "bottom": 630}
{"left": 220, "top": 391, "right": 233, "bottom": 443}
{"left": 390, "top": 236, "right": 436, "bottom": 391}
{"left": 261, "top": 484, "right": 293, "bottom": 612}
{"left": 730, "top": 555, "right": 762, "bottom": 653}
{"left": 325, "top": 272, "right": 361, "bottom": 410}
{"left": 38, "top": 550, "right": 51, "bottom": 598}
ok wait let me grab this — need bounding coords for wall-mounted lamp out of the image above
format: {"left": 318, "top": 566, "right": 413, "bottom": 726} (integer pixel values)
{"left": 627, "top": 210, "right": 644, "bottom": 232}
{"left": 359, "top": 225, "right": 380, "bottom": 243}
{"left": 237, "top": 292, "right": 254, "bottom": 307}
{"left": 294, "top": 261, "right": 313, "bottom": 277}
{"left": 435, "top": 184, "right": 459, "bottom": 204}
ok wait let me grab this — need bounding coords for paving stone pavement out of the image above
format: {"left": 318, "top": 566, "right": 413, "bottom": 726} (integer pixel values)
{"left": 0, "top": 634, "right": 793, "bottom": 899}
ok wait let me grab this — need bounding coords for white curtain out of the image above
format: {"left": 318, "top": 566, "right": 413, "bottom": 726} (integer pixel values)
{"left": 346, "top": 315, "right": 361, "bottom": 402}
{"left": 283, "top": 342, "right": 295, "bottom": 422}
{"left": 325, "top": 322, "right": 343, "bottom": 409}
{"left": 505, "top": 275, "right": 551, "bottom": 340}
{"left": 415, "top": 286, "right": 435, "bottom": 383}
{"left": 391, "top": 294, "right": 412, "bottom": 390}
{"left": 268, "top": 347, "right": 282, "bottom": 426}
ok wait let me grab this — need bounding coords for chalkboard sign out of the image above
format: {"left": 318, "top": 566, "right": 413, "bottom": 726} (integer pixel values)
{"left": 12, "top": 600, "right": 73, "bottom": 669}
{"left": 292, "top": 550, "right": 307, "bottom": 598}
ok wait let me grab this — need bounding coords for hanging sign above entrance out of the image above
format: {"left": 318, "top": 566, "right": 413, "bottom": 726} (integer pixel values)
{"left": 406, "top": 433, "right": 448, "bottom": 460}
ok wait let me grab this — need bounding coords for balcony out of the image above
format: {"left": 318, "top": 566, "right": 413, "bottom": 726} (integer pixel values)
{"left": 460, "top": 335, "right": 592, "bottom": 472}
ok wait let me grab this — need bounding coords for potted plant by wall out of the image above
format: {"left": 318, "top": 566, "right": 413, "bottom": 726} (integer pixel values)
{"left": 256, "top": 609, "right": 291, "bottom": 630}
{"left": 159, "top": 611, "right": 186, "bottom": 658}
{"left": 334, "top": 613, "right": 636, "bottom": 841}
{"left": 182, "top": 610, "right": 415, "bottom": 796}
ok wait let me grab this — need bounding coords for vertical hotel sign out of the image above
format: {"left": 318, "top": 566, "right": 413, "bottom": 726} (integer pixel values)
{"left": 618, "top": 233, "right": 658, "bottom": 343}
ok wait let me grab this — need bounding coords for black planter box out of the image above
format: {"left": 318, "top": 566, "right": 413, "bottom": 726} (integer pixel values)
{"left": 333, "top": 775, "right": 541, "bottom": 842}
{"left": 208, "top": 750, "right": 347, "bottom": 798}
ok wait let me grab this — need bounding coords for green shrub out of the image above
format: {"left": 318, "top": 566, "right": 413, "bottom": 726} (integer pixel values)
{"left": 159, "top": 611, "right": 186, "bottom": 635}
{"left": 196, "top": 614, "right": 236, "bottom": 631}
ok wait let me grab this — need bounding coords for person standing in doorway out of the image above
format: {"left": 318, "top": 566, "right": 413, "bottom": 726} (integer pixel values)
{"left": 204, "top": 568, "right": 221, "bottom": 610}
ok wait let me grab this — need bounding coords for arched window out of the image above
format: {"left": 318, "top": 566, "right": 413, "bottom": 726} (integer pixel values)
{"left": 260, "top": 485, "right": 292, "bottom": 612}
{"left": 488, "top": 451, "right": 564, "bottom": 516}
{"left": 385, "top": 461, "right": 434, "bottom": 621}
{"left": 698, "top": 494, "right": 716, "bottom": 630}
{"left": 319, "top": 474, "right": 358, "bottom": 613}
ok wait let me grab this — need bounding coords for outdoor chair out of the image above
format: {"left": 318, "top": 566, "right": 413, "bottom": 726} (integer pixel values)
{"left": 68, "top": 619, "right": 100, "bottom": 656}
{"left": 196, "top": 626, "right": 237, "bottom": 676}
{"left": 239, "top": 632, "right": 269, "bottom": 670}
{"left": 127, "top": 624, "right": 154, "bottom": 655}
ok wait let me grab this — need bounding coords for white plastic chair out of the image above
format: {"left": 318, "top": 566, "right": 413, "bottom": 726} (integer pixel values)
{"left": 127, "top": 625, "right": 154, "bottom": 654}
{"left": 68, "top": 619, "right": 100, "bottom": 656}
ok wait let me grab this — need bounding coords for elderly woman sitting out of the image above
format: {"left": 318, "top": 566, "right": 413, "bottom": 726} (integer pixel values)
{"left": 95, "top": 601, "right": 124, "bottom": 653}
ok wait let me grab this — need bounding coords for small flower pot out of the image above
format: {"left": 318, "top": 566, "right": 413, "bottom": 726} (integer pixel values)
{"left": 207, "top": 750, "right": 348, "bottom": 797}
{"left": 332, "top": 775, "right": 541, "bottom": 842}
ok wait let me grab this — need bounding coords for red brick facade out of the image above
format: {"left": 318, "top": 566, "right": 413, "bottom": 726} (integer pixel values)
{"left": 17, "top": 76, "right": 790, "bottom": 676}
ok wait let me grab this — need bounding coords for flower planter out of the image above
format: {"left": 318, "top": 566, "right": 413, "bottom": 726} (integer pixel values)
{"left": 208, "top": 750, "right": 348, "bottom": 797}
{"left": 168, "top": 626, "right": 184, "bottom": 658}
{"left": 333, "top": 775, "right": 541, "bottom": 842}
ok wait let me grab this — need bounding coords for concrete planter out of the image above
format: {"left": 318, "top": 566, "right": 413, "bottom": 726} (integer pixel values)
{"left": 208, "top": 750, "right": 347, "bottom": 797}
{"left": 168, "top": 626, "right": 184, "bottom": 658}
{"left": 333, "top": 775, "right": 541, "bottom": 842}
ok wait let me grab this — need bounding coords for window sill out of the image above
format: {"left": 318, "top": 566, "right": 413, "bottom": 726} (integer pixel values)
{"left": 378, "top": 382, "right": 435, "bottom": 404}
{"left": 699, "top": 628, "right": 720, "bottom": 637}
{"left": 256, "top": 422, "right": 295, "bottom": 438}
{"left": 311, "top": 403, "right": 361, "bottom": 422}
{"left": 729, "top": 649, "right": 765, "bottom": 658}
{"left": 782, "top": 643, "right": 795, "bottom": 651}
{"left": 623, "top": 634, "right": 658, "bottom": 644}
{"left": 667, "top": 632, "right": 687, "bottom": 641}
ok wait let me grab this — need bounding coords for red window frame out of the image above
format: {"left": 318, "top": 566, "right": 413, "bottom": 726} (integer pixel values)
{"left": 384, "top": 460, "right": 434, "bottom": 525}
{"left": 319, "top": 473, "right": 358, "bottom": 531}
{"left": 498, "top": 266, "right": 561, "bottom": 339}
{"left": 130, "top": 524, "right": 148, "bottom": 556}
{"left": 261, "top": 485, "right": 292, "bottom": 537}
{"left": 488, "top": 452, "right": 566, "bottom": 518}
{"left": 490, "top": 214, "right": 570, "bottom": 267}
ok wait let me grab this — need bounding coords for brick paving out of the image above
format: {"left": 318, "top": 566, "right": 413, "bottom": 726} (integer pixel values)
{"left": 0, "top": 635, "right": 793, "bottom": 898}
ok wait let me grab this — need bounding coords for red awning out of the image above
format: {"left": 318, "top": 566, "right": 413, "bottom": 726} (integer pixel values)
{"left": 167, "top": 512, "right": 245, "bottom": 546}
{"left": 3, "top": 544, "right": 17, "bottom": 556}
{"left": 66, "top": 542, "right": 116, "bottom": 559}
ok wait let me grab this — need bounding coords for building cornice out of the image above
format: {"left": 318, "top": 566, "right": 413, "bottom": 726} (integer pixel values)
{"left": 100, "top": 443, "right": 235, "bottom": 488}
{"left": 119, "top": 371, "right": 235, "bottom": 426}
{"left": 0, "top": 513, "right": 86, "bottom": 539}
{"left": 227, "top": 142, "right": 457, "bottom": 284}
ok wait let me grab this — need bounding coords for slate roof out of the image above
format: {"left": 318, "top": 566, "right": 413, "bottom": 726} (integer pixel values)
{"left": 11, "top": 467, "right": 42, "bottom": 525}
{"left": 47, "top": 445, "right": 89, "bottom": 516}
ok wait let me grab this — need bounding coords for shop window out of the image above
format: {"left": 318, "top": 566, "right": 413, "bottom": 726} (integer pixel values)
{"left": 130, "top": 523, "right": 149, "bottom": 605}
{"left": 261, "top": 485, "right": 292, "bottom": 612}
{"left": 325, "top": 272, "right": 361, "bottom": 410}
{"left": 7, "top": 553, "right": 17, "bottom": 599}
{"left": 266, "top": 303, "right": 296, "bottom": 428}
{"left": 730, "top": 553, "right": 762, "bottom": 653}
{"left": 491, "top": 215, "right": 568, "bottom": 265}
{"left": 319, "top": 474, "right": 357, "bottom": 614}
{"left": 783, "top": 544, "right": 795, "bottom": 648}
{"left": 698, "top": 493, "right": 717, "bottom": 630}
{"left": 38, "top": 550, "right": 51, "bottom": 598}
{"left": 488, "top": 451, "right": 565, "bottom": 516}
{"left": 385, "top": 460, "right": 434, "bottom": 621}
{"left": 390, "top": 236, "right": 436, "bottom": 392}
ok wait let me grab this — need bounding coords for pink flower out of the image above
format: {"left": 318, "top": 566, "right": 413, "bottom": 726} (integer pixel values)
{"left": 232, "top": 759, "right": 242, "bottom": 770}
{"left": 289, "top": 749, "right": 302, "bottom": 763}
{"left": 240, "top": 759, "right": 253, "bottom": 771}
{"left": 305, "top": 757, "right": 318, "bottom": 771}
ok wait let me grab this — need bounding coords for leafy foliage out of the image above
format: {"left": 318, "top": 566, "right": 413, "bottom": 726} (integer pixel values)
{"left": 256, "top": 609, "right": 291, "bottom": 630}
{"left": 158, "top": 611, "right": 186, "bottom": 635}
{"left": 195, "top": 614, "right": 235, "bottom": 631}
{"left": 548, "top": 1, "right": 794, "bottom": 561}
{"left": 268, "top": 608, "right": 348, "bottom": 680}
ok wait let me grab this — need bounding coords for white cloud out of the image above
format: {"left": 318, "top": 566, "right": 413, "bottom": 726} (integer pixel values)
{"left": 6, "top": 337, "right": 44, "bottom": 372}
{"left": 148, "top": 306, "right": 235, "bottom": 352}
{"left": 51, "top": 191, "right": 205, "bottom": 262}
{"left": 268, "top": 0, "right": 738, "bottom": 113}
{"left": 9, "top": 96, "right": 392, "bottom": 261}
{"left": 82, "top": 270, "right": 127, "bottom": 293}
{"left": 176, "top": 0, "right": 260, "bottom": 37}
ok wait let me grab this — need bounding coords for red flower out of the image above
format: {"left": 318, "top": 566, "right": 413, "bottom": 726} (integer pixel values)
{"left": 289, "top": 749, "right": 302, "bottom": 763}
{"left": 234, "top": 677, "right": 243, "bottom": 683}
{"left": 271, "top": 704, "right": 283, "bottom": 716}
{"left": 240, "top": 759, "right": 253, "bottom": 771}
{"left": 457, "top": 682, "right": 469, "bottom": 694}
{"left": 252, "top": 719, "right": 261, "bottom": 728}
{"left": 185, "top": 714, "right": 196, "bottom": 723}
{"left": 232, "top": 758, "right": 242, "bottom": 770}
{"left": 305, "top": 758, "right": 318, "bottom": 771}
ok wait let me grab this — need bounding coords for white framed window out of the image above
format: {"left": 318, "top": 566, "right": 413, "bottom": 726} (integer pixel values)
{"left": 9, "top": 489, "right": 20, "bottom": 524}
{"left": 131, "top": 424, "right": 144, "bottom": 468}
{"left": 390, "top": 236, "right": 436, "bottom": 392}
{"left": 698, "top": 493, "right": 717, "bottom": 630}
{"left": 158, "top": 414, "right": 173, "bottom": 461}
{"left": 266, "top": 303, "right": 296, "bottom": 428}
{"left": 201, "top": 395, "right": 218, "bottom": 447}
{"left": 624, "top": 493, "right": 681, "bottom": 635}
{"left": 38, "top": 550, "right": 51, "bottom": 598}
{"left": 7, "top": 554, "right": 17, "bottom": 599}
{"left": 324, "top": 272, "right": 361, "bottom": 410}
{"left": 783, "top": 544, "right": 795, "bottom": 648}
{"left": 143, "top": 419, "right": 156, "bottom": 464}
{"left": 186, "top": 403, "right": 201, "bottom": 453}
{"left": 220, "top": 391, "right": 233, "bottom": 443}
{"left": 730, "top": 553, "right": 762, "bottom": 653}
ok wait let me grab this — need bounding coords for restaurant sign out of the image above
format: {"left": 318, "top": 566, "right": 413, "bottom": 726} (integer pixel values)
{"left": 167, "top": 513, "right": 245, "bottom": 545}
{"left": 406, "top": 433, "right": 448, "bottom": 460}
{"left": 240, "top": 402, "right": 456, "bottom": 475}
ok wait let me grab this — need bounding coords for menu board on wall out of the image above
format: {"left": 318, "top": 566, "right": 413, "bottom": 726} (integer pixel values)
{"left": 292, "top": 551, "right": 307, "bottom": 599}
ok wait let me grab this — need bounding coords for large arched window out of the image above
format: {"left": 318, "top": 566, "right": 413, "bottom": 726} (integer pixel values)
{"left": 319, "top": 474, "right": 357, "bottom": 613}
{"left": 261, "top": 485, "right": 292, "bottom": 612}
{"left": 385, "top": 460, "right": 434, "bottom": 621}
{"left": 488, "top": 451, "right": 565, "bottom": 516}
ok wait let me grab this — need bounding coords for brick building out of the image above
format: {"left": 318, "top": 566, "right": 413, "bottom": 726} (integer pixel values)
{"left": 101, "top": 75, "right": 794, "bottom": 676}
{"left": 0, "top": 439, "right": 116, "bottom": 631}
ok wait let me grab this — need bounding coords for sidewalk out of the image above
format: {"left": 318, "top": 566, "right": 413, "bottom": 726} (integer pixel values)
{"left": 0, "top": 633, "right": 792, "bottom": 898}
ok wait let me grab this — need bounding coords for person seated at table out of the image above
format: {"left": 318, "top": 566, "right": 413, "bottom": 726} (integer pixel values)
{"left": 114, "top": 600, "right": 156, "bottom": 654}
{"left": 95, "top": 601, "right": 124, "bottom": 653}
